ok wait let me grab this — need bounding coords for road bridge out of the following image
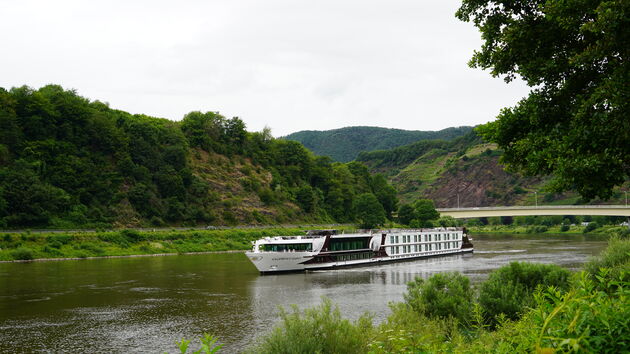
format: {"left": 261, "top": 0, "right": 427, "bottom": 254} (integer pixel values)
{"left": 437, "top": 205, "right": 630, "bottom": 219}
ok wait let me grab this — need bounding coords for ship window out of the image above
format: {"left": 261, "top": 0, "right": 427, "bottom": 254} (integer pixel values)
{"left": 390, "top": 236, "right": 394, "bottom": 244}
{"left": 263, "top": 243, "right": 312, "bottom": 252}
{"left": 330, "top": 238, "right": 369, "bottom": 251}
{"left": 396, "top": 235, "right": 399, "bottom": 244}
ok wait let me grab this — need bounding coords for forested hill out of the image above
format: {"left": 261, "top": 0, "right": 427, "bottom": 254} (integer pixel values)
{"left": 356, "top": 131, "right": 630, "bottom": 208}
{"left": 284, "top": 126, "right": 473, "bottom": 162}
{"left": 0, "top": 85, "right": 398, "bottom": 228}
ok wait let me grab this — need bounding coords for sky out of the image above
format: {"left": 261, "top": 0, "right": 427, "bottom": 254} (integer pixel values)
{"left": 0, "top": 0, "right": 531, "bottom": 137}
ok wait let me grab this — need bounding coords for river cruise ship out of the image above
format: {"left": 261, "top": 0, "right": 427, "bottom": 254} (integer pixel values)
{"left": 246, "top": 228, "right": 473, "bottom": 273}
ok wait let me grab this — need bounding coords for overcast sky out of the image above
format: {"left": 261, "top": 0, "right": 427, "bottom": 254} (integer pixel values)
{"left": 0, "top": 0, "right": 531, "bottom": 136}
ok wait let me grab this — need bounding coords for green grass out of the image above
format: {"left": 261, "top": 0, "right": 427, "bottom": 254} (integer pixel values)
{"left": 468, "top": 224, "right": 628, "bottom": 235}
{"left": 0, "top": 226, "right": 357, "bottom": 261}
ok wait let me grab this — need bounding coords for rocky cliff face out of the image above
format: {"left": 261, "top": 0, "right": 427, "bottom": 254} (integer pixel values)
{"left": 421, "top": 154, "right": 542, "bottom": 208}
{"left": 359, "top": 139, "right": 545, "bottom": 207}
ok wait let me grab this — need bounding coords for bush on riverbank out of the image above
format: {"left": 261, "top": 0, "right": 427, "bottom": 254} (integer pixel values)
{"left": 248, "top": 298, "right": 373, "bottom": 354}
{"left": 247, "top": 238, "right": 630, "bottom": 353}
{"left": 10, "top": 247, "right": 34, "bottom": 260}
{"left": 404, "top": 272, "right": 474, "bottom": 325}
{"left": 478, "top": 262, "right": 570, "bottom": 327}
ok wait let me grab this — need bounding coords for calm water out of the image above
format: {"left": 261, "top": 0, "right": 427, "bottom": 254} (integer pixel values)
{"left": 0, "top": 234, "right": 608, "bottom": 353}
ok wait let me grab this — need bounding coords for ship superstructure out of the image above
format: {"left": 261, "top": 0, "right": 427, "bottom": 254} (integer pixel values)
{"left": 246, "top": 228, "right": 473, "bottom": 273}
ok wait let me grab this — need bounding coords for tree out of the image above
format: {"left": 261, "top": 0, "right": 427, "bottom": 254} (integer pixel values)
{"left": 457, "top": 1, "right": 629, "bottom": 200}
{"left": 397, "top": 204, "right": 416, "bottom": 225}
{"left": 370, "top": 174, "right": 398, "bottom": 218}
{"left": 353, "top": 193, "right": 386, "bottom": 229}
{"left": 413, "top": 199, "right": 439, "bottom": 225}
{"left": 295, "top": 185, "right": 315, "bottom": 213}
{"left": 397, "top": 200, "right": 440, "bottom": 227}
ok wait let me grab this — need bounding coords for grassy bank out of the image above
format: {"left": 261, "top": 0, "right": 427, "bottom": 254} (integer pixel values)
{"left": 0, "top": 227, "right": 354, "bottom": 262}
{"left": 468, "top": 223, "right": 630, "bottom": 236}
{"left": 238, "top": 236, "right": 630, "bottom": 353}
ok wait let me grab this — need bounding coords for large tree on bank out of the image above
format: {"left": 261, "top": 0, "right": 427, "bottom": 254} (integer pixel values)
{"left": 456, "top": 0, "right": 629, "bottom": 200}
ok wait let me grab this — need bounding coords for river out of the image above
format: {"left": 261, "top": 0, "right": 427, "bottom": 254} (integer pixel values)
{"left": 0, "top": 233, "right": 608, "bottom": 353}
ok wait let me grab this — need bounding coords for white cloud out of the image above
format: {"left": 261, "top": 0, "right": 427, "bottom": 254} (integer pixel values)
{"left": 0, "top": 0, "right": 530, "bottom": 136}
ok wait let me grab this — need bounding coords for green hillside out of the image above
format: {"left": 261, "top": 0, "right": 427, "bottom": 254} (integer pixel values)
{"left": 284, "top": 126, "right": 473, "bottom": 162}
{"left": 357, "top": 131, "right": 629, "bottom": 207}
{"left": 0, "top": 85, "right": 398, "bottom": 229}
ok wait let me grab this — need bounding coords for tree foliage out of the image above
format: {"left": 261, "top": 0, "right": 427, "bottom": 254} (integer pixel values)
{"left": 353, "top": 193, "right": 387, "bottom": 229}
{"left": 457, "top": 0, "right": 630, "bottom": 200}
{"left": 0, "top": 85, "right": 398, "bottom": 228}
{"left": 478, "top": 261, "right": 571, "bottom": 327}
{"left": 397, "top": 199, "right": 440, "bottom": 227}
{"left": 404, "top": 272, "right": 474, "bottom": 324}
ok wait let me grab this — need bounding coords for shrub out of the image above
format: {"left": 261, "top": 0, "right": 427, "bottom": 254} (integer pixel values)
{"left": 559, "top": 224, "right": 570, "bottom": 232}
{"left": 48, "top": 234, "right": 74, "bottom": 245}
{"left": 526, "top": 225, "right": 548, "bottom": 233}
{"left": 404, "top": 272, "right": 474, "bottom": 324}
{"left": 121, "top": 229, "right": 144, "bottom": 242}
{"left": 584, "top": 237, "right": 630, "bottom": 285}
{"left": 11, "top": 247, "right": 34, "bottom": 260}
{"left": 583, "top": 221, "right": 600, "bottom": 233}
{"left": 42, "top": 245, "right": 63, "bottom": 257}
{"left": 249, "top": 297, "right": 373, "bottom": 354}
{"left": 530, "top": 271, "right": 630, "bottom": 353}
{"left": 78, "top": 242, "right": 105, "bottom": 255}
{"left": 369, "top": 302, "right": 460, "bottom": 353}
{"left": 97, "top": 232, "right": 131, "bottom": 247}
{"left": 478, "top": 262, "right": 571, "bottom": 326}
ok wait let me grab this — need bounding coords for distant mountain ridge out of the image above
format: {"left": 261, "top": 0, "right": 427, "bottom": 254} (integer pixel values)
{"left": 284, "top": 126, "right": 473, "bottom": 162}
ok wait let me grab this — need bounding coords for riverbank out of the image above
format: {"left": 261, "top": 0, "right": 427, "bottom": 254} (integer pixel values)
{"left": 3, "top": 224, "right": 626, "bottom": 262}
{"left": 468, "top": 224, "right": 629, "bottom": 236}
{"left": 0, "top": 226, "right": 355, "bottom": 262}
